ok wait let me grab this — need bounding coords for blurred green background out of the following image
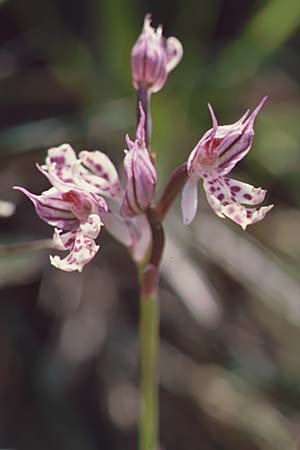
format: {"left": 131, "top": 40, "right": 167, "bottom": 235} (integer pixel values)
{"left": 1, "top": 0, "right": 300, "bottom": 449}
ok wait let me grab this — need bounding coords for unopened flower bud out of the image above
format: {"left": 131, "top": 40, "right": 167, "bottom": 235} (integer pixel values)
{"left": 131, "top": 14, "right": 183, "bottom": 94}
{"left": 120, "top": 106, "right": 157, "bottom": 217}
{"left": 120, "top": 144, "right": 157, "bottom": 217}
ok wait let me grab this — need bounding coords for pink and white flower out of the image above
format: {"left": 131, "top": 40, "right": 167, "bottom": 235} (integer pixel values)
{"left": 131, "top": 14, "right": 183, "bottom": 93}
{"left": 14, "top": 186, "right": 107, "bottom": 272}
{"left": 16, "top": 105, "right": 155, "bottom": 270}
{"left": 182, "top": 97, "right": 273, "bottom": 229}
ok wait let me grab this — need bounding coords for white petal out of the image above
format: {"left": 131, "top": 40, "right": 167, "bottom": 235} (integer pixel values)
{"left": 181, "top": 177, "right": 199, "bottom": 225}
{"left": 166, "top": 37, "right": 183, "bottom": 72}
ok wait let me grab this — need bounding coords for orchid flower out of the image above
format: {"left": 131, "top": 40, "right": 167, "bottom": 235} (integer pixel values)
{"left": 14, "top": 185, "right": 107, "bottom": 272}
{"left": 131, "top": 14, "right": 183, "bottom": 94}
{"left": 182, "top": 97, "right": 273, "bottom": 229}
{"left": 16, "top": 107, "right": 155, "bottom": 269}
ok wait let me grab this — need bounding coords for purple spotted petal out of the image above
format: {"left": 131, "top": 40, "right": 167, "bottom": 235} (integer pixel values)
{"left": 222, "top": 178, "right": 267, "bottom": 205}
{"left": 78, "top": 151, "right": 120, "bottom": 184}
{"left": 44, "top": 144, "right": 78, "bottom": 185}
{"left": 221, "top": 203, "right": 274, "bottom": 229}
{"left": 53, "top": 229, "right": 77, "bottom": 250}
{"left": 45, "top": 143, "right": 77, "bottom": 168}
{"left": 50, "top": 214, "right": 102, "bottom": 272}
{"left": 72, "top": 151, "right": 123, "bottom": 201}
{"left": 203, "top": 175, "right": 273, "bottom": 229}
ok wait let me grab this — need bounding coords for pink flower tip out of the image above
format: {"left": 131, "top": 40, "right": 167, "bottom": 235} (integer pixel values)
{"left": 131, "top": 14, "right": 183, "bottom": 93}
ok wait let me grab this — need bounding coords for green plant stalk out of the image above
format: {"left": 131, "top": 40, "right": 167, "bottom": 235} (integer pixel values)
{"left": 139, "top": 282, "right": 159, "bottom": 450}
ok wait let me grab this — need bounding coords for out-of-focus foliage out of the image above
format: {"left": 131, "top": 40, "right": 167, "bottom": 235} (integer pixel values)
{"left": 1, "top": 0, "right": 300, "bottom": 449}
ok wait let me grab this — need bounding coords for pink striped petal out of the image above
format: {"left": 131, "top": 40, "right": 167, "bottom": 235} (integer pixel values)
{"left": 14, "top": 186, "right": 78, "bottom": 230}
{"left": 61, "top": 190, "right": 95, "bottom": 221}
{"left": 120, "top": 145, "right": 157, "bottom": 217}
{"left": 187, "top": 98, "right": 267, "bottom": 178}
{"left": 216, "top": 97, "right": 267, "bottom": 175}
{"left": 37, "top": 164, "right": 76, "bottom": 193}
{"left": 50, "top": 214, "right": 102, "bottom": 272}
{"left": 187, "top": 106, "right": 219, "bottom": 175}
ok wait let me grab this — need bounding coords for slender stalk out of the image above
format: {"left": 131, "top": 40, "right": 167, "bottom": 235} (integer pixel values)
{"left": 139, "top": 275, "right": 159, "bottom": 450}
{"left": 138, "top": 207, "right": 164, "bottom": 450}
{"left": 155, "top": 162, "right": 188, "bottom": 221}
{"left": 137, "top": 83, "right": 152, "bottom": 147}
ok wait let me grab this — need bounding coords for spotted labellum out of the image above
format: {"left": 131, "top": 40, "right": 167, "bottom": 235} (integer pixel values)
{"left": 14, "top": 185, "right": 106, "bottom": 272}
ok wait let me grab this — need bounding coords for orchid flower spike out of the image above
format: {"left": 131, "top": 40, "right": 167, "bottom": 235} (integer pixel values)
{"left": 131, "top": 14, "right": 183, "bottom": 94}
{"left": 120, "top": 104, "right": 157, "bottom": 217}
{"left": 181, "top": 97, "right": 273, "bottom": 229}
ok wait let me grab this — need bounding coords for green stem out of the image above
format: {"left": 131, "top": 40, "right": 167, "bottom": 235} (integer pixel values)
{"left": 139, "top": 275, "right": 159, "bottom": 450}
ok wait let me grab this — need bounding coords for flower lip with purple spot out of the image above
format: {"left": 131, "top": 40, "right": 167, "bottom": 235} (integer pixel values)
{"left": 181, "top": 98, "right": 273, "bottom": 228}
